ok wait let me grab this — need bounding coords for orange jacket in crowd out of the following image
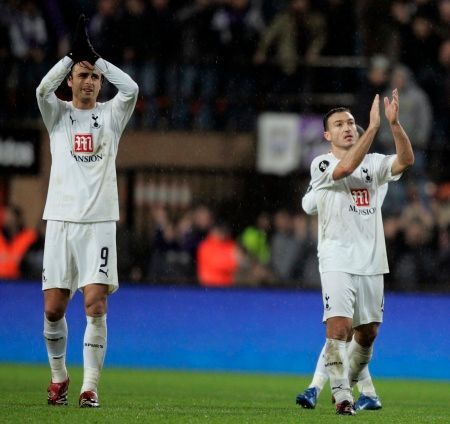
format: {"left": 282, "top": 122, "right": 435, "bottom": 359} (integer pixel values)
{"left": 0, "top": 229, "right": 37, "bottom": 279}
{"left": 197, "top": 233, "right": 238, "bottom": 287}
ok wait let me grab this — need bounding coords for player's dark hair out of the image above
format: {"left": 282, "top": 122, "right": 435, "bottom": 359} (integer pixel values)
{"left": 356, "top": 124, "right": 365, "bottom": 137}
{"left": 67, "top": 63, "right": 104, "bottom": 83}
{"left": 323, "top": 107, "right": 351, "bottom": 131}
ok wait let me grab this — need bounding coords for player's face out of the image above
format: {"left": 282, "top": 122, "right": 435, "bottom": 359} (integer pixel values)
{"left": 324, "top": 111, "right": 358, "bottom": 150}
{"left": 68, "top": 62, "right": 102, "bottom": 108}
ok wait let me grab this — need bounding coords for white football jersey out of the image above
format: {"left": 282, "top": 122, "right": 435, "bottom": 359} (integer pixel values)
{"left": 302, "top": 181, "right": 388, "bottom": 216}
{"left": 36, "top": 57, "right": 138, "bottom": 222}
{"left": 310, "top": 152, "right": 401, "bottom": 275}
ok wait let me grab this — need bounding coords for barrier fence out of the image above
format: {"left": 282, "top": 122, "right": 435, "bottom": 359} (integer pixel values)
{"left": 0, "top": 281, "right": 448, "bottom": 380}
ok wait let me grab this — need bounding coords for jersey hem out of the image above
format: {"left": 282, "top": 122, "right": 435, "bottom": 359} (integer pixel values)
{"left": 43, "top": 217, "right": 119, "bottom": 223}
{"left": 319, "top": 268, "right": 389, "bottom": 276}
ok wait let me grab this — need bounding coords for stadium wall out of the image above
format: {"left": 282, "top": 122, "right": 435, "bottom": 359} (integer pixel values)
{"left": 1, "top": 281, "right": 448, "bottom": 380}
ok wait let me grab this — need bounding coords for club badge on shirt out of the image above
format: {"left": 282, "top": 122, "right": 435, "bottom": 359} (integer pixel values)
{"left": 361, "top": 167, "right": 373, "bottom": 183}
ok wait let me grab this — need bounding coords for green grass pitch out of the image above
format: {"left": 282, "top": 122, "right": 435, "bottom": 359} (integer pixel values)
{"left": 0, "top": 364, "right": 448, "bottom": 423}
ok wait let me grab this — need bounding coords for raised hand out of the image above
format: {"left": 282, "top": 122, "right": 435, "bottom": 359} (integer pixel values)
{"left": 67, "top": 14, "right": 86, "bottom": 63}
{"left": 368, "top": 94, "right": 380, "bottom": 130}
{"left": 384, "top": 89, "right": 399, "bottom": 125}
{"left": 67, "top": 14, "right": 99, "bottom": 65}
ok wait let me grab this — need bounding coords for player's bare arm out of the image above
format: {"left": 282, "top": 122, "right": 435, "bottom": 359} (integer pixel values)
{"left": 332, "top": 95, "right": 380, "bottom": 181}
{"left": 384, "top": 89, "right": 415, "bottom": 175}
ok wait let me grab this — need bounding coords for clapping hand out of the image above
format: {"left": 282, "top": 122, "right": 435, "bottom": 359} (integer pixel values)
{"left": 67, "top": 14, "right": 100, "bottom": 65}
{"left": 368, "top": 94, "right": 381, "bottom": 131}
{"left": 384, "top": 89, "right": 400, "bottom": 125}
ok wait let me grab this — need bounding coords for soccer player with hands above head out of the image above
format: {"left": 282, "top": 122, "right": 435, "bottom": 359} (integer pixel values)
{"left": 299, "top": 90, "right": 413, "bottom": 415}
{"left": 36, "top": 14, "right": 138, "bottom": 408}
{"left": 297, "top": 125, "right": 386, "bottom": 412}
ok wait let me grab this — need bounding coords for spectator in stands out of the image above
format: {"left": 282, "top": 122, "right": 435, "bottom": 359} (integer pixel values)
{"left": 88, "top": 0, "right": 122, "bottom": 64}
{"left": 301, "top": 215, "right": 321, "bottom": 288}
{"left": 254, "top": 0, "right": 326, "bottom": 103}
{"left": 140, "top": 0, "right": 178, "bottom": 129}
{"left": 434, "top": 183, "right": 450, "bottom": 230}
{"left": 88, "top": 0, "right": 123, "bottom": 101}
{"left": 322, "top": 0, "right": 357, "bottom": 56}
{"left": 398, "top": 11, "right": 442, "bottom": 82}
{"left": 377, "top": 64, "right": 432, "bottom": 204}
{"left": 394, "top": 218, "right": 438, "bottom": 291}
{"left": 235, "top": 212, "right": 276, "bottom": 288}
{"left": 240, "top": 212, "right": 271, "bottom": 265}
{"left": 145, "top": 207, "right": 197, "bottom": 284}
{"left": 354, "top": 55, "right": 391, "bottom": 128}
{"left": 359, "top": 0, "right": 397, "bottom": 58}
{"left": 437, "top": 224, "right": 450, "bottom": 287}
{"left": 0, "top": 19, "right": 12, "bottom": 123}
{"left": 391, "top": 185, "right": 439, "bottom": 290}
{"left": 116, "top": 210, "right": 147, "bottom": 283}
{"left": 317, "top": 0, "right": 358, "bottom": 93}
{"left": 270, "top": 210, "right": 302, "bottom": 283}
{"left": 234, "top": 249, "right": 276, "bottom": 287}
{"left": 289, "top": 213, "right": 320, "bottom": 288}
{"left": 400, "top": 185, "right": 436, "bottom": 235}
{"left": 197, "top": 221, "right": 240, "bottom": 287}
{"left": 421, "top": 38, "right": 450, "bottom": 181}
{"left": 260, "top": 0, "right": 290, "bottom": 25}
{"left": 388, "top": 0, "right": 415, "bottom": 60}
{"left": 21, "top": 220, "right": 46, "bottom": 280}
{"left": 174, "top": 211, "right": 198, "bottom": 284}
{"left": 436, "top": 0, "right": 450, "bottom": 39}
{"left": 120, "top": 0, "right": 151, "bottom": 128}
{"left": 0, "top": 205, "right": 37, "bottom": 280}
{"left": 9, "top": 0, "right": 49, "bottom": 119}
{"left": 383, "top": 214, "right": 404, "bottom": 289}
{"left": 145, "top": 205, "right": 173, "bottom": 282}
{"left": 216, "top": 0, "right": 265, "bottom": 131}
{"left": 40, "top": 0, "right": 70, "bottom": 58}
{"left": 148, "top": 219, "right": 184, "bottom": 283}
{"left": 173, "top": 0, "right": 221, "bottom": 130}
{"left": 184, "top": 204, "right": 214, "bottom": 281}
{"left": 414, "top": 0, "right": 439, "bottom": 19}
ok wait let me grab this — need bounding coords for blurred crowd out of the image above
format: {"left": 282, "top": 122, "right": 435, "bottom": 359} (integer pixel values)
{"left": 0, "top": 1, "right": 448, "bottom": 132}
{"left": 2, "top": 181, "right": 450, "bottom": 292}
{"left": 0, "top": 0, "right": 449, "bottom": 291}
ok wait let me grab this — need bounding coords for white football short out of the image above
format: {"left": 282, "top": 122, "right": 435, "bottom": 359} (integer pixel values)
{"left": 42, "top": 220, "right": 118, "bottom": 297}
{"left": 320, "top": 271, "right": 384, "bottom": 327}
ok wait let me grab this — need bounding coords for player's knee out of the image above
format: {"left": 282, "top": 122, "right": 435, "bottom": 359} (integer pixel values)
{"left": 355, "top": 323, "right": 379, "bottom": 346}
{"left": 84, "top": 297, "right": 107, "bottom": 316}
{"left": 330, "top": 328, "right": 350, "bottom": 341}
{"left": 83, "top": 285, "right": 108, "bottom": 316}
{"left": 326, "top": 318, "right": 352, "bottom": 340}
{"left": 45, "top": 305, "right": 66, "bottom": 322}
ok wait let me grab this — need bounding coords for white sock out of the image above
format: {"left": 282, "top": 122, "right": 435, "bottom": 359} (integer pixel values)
{"left": 348, "top": 339, "right": 373, "bottom": 388}
{"left": 81, "top": 315, "right": 107, "bottom": 393}
{"left": 309, "top": 342, "right": 328, "bottom": 393}
{"left": 347, "top": 339, "right": 377, "bottom": 396}
{"left": 43, "top": 315, "right": 68, "bottom": 383}
{"left": 357, "top": 371, "right": 377, "bottom": 397}
{"left": 324, "top": 338, "right": 352, "bottom": 404}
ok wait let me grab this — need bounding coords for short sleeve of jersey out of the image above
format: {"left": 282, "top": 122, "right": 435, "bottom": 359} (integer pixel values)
{"left": 371, "top": 153, "right": 402, "bottom": 186}
{"left": 310, "top": 155, "right": 341, "bottom": 191}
